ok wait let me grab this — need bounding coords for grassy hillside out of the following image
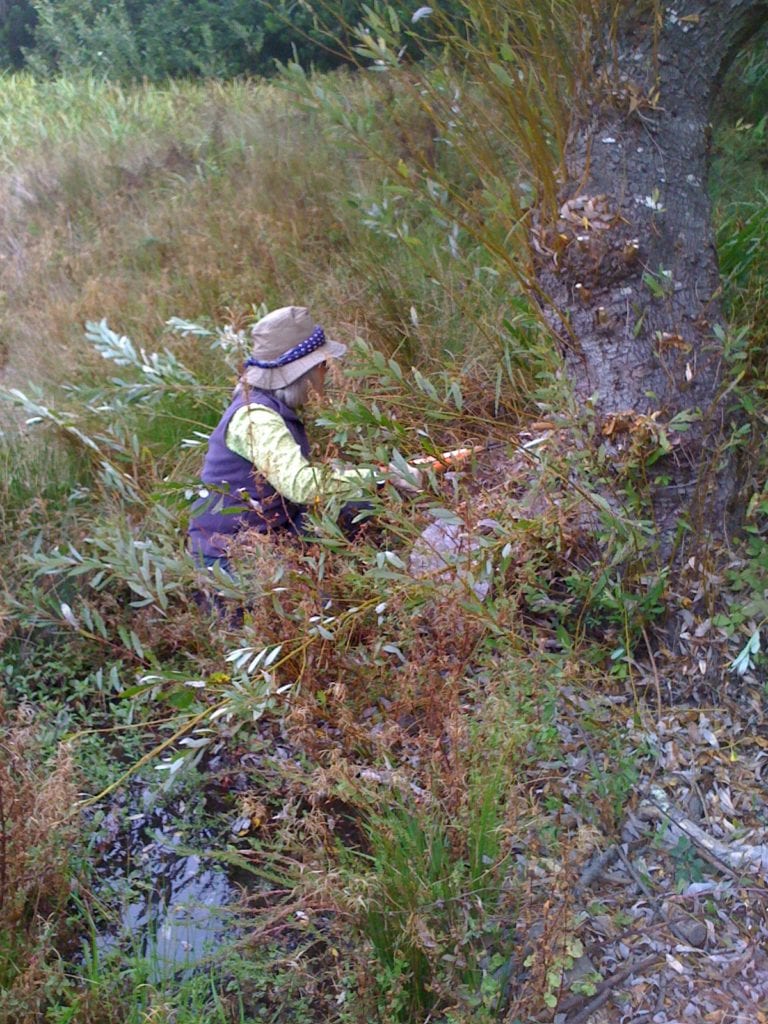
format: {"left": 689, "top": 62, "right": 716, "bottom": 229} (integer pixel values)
{"left": 1, "top": 22, "right": 768, "bottom": 1023}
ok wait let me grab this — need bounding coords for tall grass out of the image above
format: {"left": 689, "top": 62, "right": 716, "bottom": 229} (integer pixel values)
{"left": 0, "top": 76, "right": 345, "bottom": 389}
{"left": 0, "top": 74, "right": 274, "bottom": 163}
{"left": 342, "top": 739, "right": 519, "bottom": 1019}
{"left": 0, "top": 68, "right": 548, "bottom": 401}
{"left": 0, "top": 700, "right": 79, "bottom": 1023}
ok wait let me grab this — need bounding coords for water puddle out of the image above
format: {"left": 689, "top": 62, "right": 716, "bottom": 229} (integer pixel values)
{"left": 91, "top": 780, "right": 239, "bottom": 978}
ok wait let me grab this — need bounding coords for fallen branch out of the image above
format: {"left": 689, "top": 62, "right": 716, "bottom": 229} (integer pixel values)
{"left": 639, "top": 785, "right": 768, "bottom": 879}
{"left": 560, "top": 953, "right": 663, "bottom": 1024}
{"left": 615, "top": 846, "right": 703, "bottom": 948}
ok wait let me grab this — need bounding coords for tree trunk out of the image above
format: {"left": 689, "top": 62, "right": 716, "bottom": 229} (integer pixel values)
{"left": 534, "top": 0, "right": 768, "bottom": 561}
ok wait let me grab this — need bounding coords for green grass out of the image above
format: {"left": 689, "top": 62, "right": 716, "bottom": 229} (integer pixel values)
{"left": 0, "top": 74, "right": 268, "bottom": 167}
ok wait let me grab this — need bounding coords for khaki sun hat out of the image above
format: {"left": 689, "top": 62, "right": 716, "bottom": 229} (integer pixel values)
{"left": 243, "top": 306, "right": 347, "bottom": 389}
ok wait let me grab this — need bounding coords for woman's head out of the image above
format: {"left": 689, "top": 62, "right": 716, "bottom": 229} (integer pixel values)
{"left": 268, "top": 361, "right": 327, "bottom": 410}
{"left": 242, "top": 307, "right": 345, "bottom": 394}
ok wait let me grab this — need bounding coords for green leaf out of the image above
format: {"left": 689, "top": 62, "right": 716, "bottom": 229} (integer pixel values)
{"left": 489, "top": 62, "right": 515, "bottom": 88}
{"left": 164, "top": 688, "right": 197, "bottom": 710}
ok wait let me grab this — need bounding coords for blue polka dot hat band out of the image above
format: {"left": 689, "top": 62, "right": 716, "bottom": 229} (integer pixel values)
{"left": 245, "top": 326, "right": 326, "bottom": 369}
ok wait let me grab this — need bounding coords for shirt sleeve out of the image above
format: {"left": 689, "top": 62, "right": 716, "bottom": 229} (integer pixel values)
{"left": 225, "top": 403, "right": 378, "bottom": 506}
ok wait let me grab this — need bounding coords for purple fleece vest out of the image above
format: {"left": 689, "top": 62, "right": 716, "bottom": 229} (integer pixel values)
{"left": 188, "top": 389, "right": 310, "bottom": 559}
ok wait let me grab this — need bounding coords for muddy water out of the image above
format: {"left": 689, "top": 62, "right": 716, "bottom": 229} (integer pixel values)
{"left": 92, "top": 781, "right": 239, "bottom": 978}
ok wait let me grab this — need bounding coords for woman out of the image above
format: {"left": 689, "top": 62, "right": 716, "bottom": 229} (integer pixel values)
{"left": 188, "top": 305, "right": 419, "bottom": 573}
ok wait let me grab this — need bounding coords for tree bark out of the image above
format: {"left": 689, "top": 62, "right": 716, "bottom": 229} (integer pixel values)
{"left": 534, "top": 0, "right": 768, "bottom": 560}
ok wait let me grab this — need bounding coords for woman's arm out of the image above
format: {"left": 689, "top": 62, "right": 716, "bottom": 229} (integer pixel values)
{"left": 226, "top": 404, "right": 377, "bottom": 505}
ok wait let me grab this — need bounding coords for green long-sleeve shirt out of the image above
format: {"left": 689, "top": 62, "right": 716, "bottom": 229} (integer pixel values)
{"left": 226, "top": 403, "right": 377, "bottom": 505}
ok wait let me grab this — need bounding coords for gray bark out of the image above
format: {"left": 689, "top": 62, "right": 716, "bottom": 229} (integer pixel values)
{"left": 534, "top": 0, "right": 768, "bottom": 558}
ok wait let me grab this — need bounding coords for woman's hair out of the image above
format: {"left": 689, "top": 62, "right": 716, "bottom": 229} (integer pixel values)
{"left": 239, "top": 364, "right": 320, "bottom": 409}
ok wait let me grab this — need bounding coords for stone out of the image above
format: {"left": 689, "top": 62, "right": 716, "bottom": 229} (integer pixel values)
{"left": 408, "top": 518, "right": 491, "bottom": 600}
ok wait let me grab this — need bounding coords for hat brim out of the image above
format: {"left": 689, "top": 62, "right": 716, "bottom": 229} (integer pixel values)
{"left": 242, "top": 338, "right": 347, "bottom": 390}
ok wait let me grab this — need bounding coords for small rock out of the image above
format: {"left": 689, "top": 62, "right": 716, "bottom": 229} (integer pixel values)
{"left": 408, "top": 519, "right": 491, "bottom": 599}
{"left": 562, "top": 954, "right": 597, "bottom": 988}
{"left": 672, "top": 916, "right": 708, "bottom": 948}
{"left": 684, "top": 790, "right": 704, "bottom": 821}
{"left": 590, "top": 913, "right": 617, "bottom": 938}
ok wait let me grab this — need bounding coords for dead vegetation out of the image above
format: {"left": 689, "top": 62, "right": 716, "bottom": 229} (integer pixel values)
{"left": 0, "top": 699, "right": 80, "bottom": 1022}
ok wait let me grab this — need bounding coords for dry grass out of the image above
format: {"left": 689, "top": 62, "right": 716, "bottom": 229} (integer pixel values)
{"left": 0, "top": 699, "right": 80, "bottom": 1020}
{"left": 0, "top": 79, "right": 367, "bottom": 392}
{"left": 0, "top": 67, "right": 553, "bottom": 396}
